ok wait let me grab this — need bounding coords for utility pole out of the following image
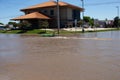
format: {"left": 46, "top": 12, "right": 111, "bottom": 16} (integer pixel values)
{"left": 57, "top": 0, "right": 60, "bottom": 35}
{"left": 81, "top": 0, "right": 84, "bottom": 32}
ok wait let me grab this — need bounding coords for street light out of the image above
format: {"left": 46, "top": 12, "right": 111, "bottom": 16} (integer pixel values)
{"left": 116, "top": 6, "right": 119, "bottom": 18}
{"left": 81, "top": 0, "right": 84, "bottom": 32}
{"left": 116, "top": 6, "right": 119, "bottom": 28}
{"left": 57, "top": 0, "right": 60, "bottom": 35}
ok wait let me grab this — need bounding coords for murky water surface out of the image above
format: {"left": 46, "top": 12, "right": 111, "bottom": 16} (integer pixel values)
{"left": 0, "top": 31, "right": 120, "bottom": 80}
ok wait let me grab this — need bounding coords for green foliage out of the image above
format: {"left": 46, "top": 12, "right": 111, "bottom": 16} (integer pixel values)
{"left": 19, "top": 21, "right": 32, "bottom": 30}
{"left": 83, "top": 16, "right": 91, "bottom": 23}
{"left": 83, "top": 16, "right": 94, "bottom": 27}
{"left": 41, "top": 20, "right": 49, "bottom": 28}
{"left": 40, "top": 20, "right": 49, "bottom": 32}
{"left": 0, "top": 22, "right": 4, "bottom": 25}
{"left": 8, "top": 22, "right": 17, "bottom": 27}
{"left": 77, "top": 20, "right": 83, "bottom": 27}
{"left": 113, "top": 16, "right": 120, "bottom": 28}
{"left": 89, "top": 18, "right": 94, "bottom": 27}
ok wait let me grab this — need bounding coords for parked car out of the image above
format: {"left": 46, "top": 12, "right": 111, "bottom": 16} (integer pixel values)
{"left": 83, "top": 24, "right": 89, "bottom": 28}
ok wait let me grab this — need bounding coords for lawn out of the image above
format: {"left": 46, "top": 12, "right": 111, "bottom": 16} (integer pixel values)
{"left": 0, "top": 28, "right": 119, "bottom": 36}
{"left": 0, "top": 29, "right": 53, "bottom": 34}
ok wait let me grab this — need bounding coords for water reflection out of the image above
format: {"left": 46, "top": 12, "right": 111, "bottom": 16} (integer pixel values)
{"left": 0, "top": 34, "right": 20, "bottom": 39}
{"left": 80, "top": 31, "right": 120, "bottom": 40}
{"left": 0, "top": 34, "right": 23, "bottom": 62}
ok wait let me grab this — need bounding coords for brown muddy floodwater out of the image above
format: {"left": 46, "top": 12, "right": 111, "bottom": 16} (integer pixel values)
{"left": 0, "top": 31, "right": 120, "bottom": 80}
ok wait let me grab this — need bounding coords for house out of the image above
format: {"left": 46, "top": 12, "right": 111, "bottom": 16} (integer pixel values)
{"left": 94, "top": 19, "right": 114, "bottom": 28}
{"left": 0, "top": 24, "right": 5, "bottom": 30}
{"left": 12, "top": 1, "right": 83, "bottom": 29}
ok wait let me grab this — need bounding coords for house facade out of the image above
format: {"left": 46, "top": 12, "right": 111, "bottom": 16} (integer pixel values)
{"left": 12, "top": 1, "right": 83, "bottom": 29}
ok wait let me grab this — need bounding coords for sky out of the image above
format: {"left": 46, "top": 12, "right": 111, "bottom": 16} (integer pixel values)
{"left": 0, "top": 0, "right": 120, "bottom": 24}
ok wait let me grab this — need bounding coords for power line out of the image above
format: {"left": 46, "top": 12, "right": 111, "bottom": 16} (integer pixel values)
{"left": 85, "top": 1, "right": 120, "bottom": 6}
{"left": 1, "top": 1, "right": 120, "bottom": 19}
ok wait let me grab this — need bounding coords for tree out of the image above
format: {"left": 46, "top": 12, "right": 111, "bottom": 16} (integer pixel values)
{"left": 113, "top": 16, "right": 119, "bottom": 28}
{"left": 77, "top": 20, "right": 83, "bottom": 27}
{"left": 83, "top": 16, "right": 94, "bottom": 27}
{"left": 41, "top": 20, "right": 49, "bottom": 32}
{"left": 89, "top": 18, "right": 94, "bottom": 27}
{"left": 0, "top": 22, "right": 4, "bottom": 25}
{"left": 19, "top": 21, "right": 32, "bottom": 30}
{"left": 8, "top": 22, "right": 17, "bottom": 27}
{"left": 83, "top": 16, "right": 91, "bottom": 23}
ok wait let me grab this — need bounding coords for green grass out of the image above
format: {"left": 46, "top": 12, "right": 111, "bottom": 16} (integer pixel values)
{"left": 0, "top": 28, "right": 119, "bottom": 36}
{"left": 0, "top": 30, "right": 20, "bottom": 34}
{"left": 0, "top": 29, "right": 54, "bottom": 34}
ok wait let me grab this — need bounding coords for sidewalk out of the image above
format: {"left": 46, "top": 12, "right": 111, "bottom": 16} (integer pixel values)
{"left": 62, "top": 27, "right": 113, "bottom": 31}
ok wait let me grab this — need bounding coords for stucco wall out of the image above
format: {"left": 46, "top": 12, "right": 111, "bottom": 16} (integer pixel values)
{"left": 25, "top": 7, "right": 57, "bottom": 18}
{"left": 67, "top": 8, "right": 73, "bottom": 20}
{"left": 59, "top": 7, "right": 67, "bottom": 20}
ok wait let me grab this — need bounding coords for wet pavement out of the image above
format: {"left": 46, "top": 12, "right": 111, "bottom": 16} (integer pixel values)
{"left": 0, "top": 31, "right": 120, "bottom": 80}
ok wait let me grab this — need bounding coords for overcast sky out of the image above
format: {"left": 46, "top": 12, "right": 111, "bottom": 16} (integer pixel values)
{"left": 0, "top": 0, "right": 120, "bottom": 24}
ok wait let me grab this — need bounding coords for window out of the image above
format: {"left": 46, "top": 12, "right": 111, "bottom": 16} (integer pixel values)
{"left": 43, "top": 10, "right": 47, "bottom": 13}
{"left": 50, "top": 10, "right": 54, "bottom": 16}
{"left": 72, "top": 10, "right": 80, "bottom": 20}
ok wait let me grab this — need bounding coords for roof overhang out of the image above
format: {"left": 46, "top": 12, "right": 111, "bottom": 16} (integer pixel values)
{"left": 12, "top": 12, "right": 51, "bottom": 20}
{"left": 20, "top": 1, "right": 83, "bottom": 11}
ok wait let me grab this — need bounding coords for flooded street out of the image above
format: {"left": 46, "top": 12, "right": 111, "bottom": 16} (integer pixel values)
{"left": 0, "top": 31, "right": 120, "bottom": 80}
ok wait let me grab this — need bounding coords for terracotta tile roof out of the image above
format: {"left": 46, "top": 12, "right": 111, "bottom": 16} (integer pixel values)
{"left": 21, "top": 1, "right": 83, "bottom": 11}
{"left": 12, "top": 12, "right": 50, "bottom": 20}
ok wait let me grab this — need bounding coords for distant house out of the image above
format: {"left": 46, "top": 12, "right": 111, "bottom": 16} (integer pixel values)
{"left": 12, "top": 1, "right": 83, "bottom": 29}
{"left": 94, "top": 19, "right": 114, "bottom": 28}
{"left": 0, "top": 24, "right": 5, "bottom": 30}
